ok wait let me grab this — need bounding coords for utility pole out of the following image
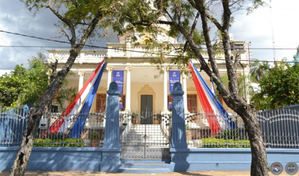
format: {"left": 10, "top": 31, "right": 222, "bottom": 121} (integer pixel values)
{"left": 269, "top": 0, "right": 277, "bottom": 66}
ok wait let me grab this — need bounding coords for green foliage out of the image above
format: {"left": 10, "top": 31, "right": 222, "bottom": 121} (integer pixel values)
{"left": 55, "top": 77, "right": 77, "bottom": 109}
{"left": 23, "top": 0, "right": 119, "bottom": 43}
{"left": 0, "top": 55, "right": 48, "bottom": 108}
{"left": 215, "top": 129, "right": 248, "bottom": 140}
{"left": 251, "top": 61, "right": 299, "bottom": 110}
{"left": 34, "top": 138, "right": 84, "bottom": 147}
{"left": 219, "top": 73, "right": 249, "bottom": 99}
{"left": 0, "top": 55, "right": 77, "bottom": 109}
{"left": 250, "top": 60, "right": 270, "bottom": 82}
{"left": 202, "top": 137, "right": 250, "bottom": 148}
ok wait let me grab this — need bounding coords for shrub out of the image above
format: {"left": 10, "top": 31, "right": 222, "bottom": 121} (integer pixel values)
{"left": 215, "top": 129, "right": 248, "bottom": 140}
{"left": 34, "top": 138, "right": 84, "bottom": 147}
{"left": 202, "top": 137, "right": 250, "bottom": 148}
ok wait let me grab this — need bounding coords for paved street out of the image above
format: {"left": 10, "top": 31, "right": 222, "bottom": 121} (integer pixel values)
{"left": 0, "top": 171, "right": 294, "bottom": 176}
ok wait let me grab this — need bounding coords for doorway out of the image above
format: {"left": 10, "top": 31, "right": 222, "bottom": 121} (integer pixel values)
{"left": 140, "top": 95, "right": 153, "bottom": 124}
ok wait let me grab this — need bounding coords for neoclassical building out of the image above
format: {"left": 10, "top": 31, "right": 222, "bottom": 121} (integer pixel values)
{"left": 47, "top": 30, "right": 251, "bottom": 124}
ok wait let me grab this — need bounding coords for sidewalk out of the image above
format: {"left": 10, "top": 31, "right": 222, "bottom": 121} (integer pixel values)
{"left": 0, "top": 171, "right": 293, "bottom": 176}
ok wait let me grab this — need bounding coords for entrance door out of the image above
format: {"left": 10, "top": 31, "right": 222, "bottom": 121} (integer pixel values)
{"left": 140, "top": 95, "right": 153, "bottom": 124}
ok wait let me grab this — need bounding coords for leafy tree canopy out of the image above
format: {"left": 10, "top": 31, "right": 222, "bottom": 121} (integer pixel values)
{"left": 251, "top": 61, "right": 299, "bottom": 110}
{"left": 0, "top": 54, "right": 48, "bottom": 108}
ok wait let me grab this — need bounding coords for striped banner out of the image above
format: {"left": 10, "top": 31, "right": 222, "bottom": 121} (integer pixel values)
{"left": 188, "top": 61, "right": 234, "bottom": 135}
{"left": 47, "top": 59, "right": 106, "bottom": 135}
{"left": 68, "top": 61, "right": 106, "bottom": 137}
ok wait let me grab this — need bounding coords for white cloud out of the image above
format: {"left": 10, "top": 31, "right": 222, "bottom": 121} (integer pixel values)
{"left": 0, "top": 0, "right": 298, "bottom": 69}
{"left": 0, "top": 34, "right": 11, "bottom": 46}
{"left": 0, "top": 0, "right": 58, "bottom": 69}
{"left": 231, "top": 0, "right": 299, "bottom": 61}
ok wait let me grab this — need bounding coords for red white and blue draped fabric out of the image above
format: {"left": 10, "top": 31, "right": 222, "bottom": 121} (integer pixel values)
{"left": 48, "top": 59, "right": 106, "bottom": 135}
{"left": 68, "top": 60, "right": 106, "bottom": 137}
{"left": 188, "top": 61, "right": 235, "bottom": 135}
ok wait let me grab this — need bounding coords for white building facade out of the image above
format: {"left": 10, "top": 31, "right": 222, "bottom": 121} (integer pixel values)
{"left": 47, "top": 32, "right": 251, "bottom": 124}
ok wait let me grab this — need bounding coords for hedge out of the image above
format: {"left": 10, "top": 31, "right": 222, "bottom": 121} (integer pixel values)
{"left": 34, "top": 138, "right": 84, "bottom": 147}
{"left": 202, "top": 137, "right": 250, "bottom": 148}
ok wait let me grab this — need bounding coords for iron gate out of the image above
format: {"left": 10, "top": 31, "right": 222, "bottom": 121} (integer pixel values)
{"left": 120, "top": 114, "right": 170, "bottom": 160}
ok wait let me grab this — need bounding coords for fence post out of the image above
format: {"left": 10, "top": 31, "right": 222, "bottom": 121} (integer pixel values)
{"left": 102, "top": 82, "right": 120, "bottom": 172}
{"left": 171, "top": 82, "right": 187, "bottom": 149}
{"left": 170, "top": 82, "right": 189, "bottom": 171}
{"left": 104, "top": 82, "right": 120, "bottom": 149}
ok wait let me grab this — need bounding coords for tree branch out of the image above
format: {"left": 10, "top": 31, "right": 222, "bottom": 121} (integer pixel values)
{"left": 170, "top": 17, "right": 231, "bottom": 101}
{"left": 221, "top": 0, "right": 239, "bottom": 97}
{"left": 222, "top": 0, "right": 232, "bottom": 30}
{"left": 197, "top": 0, "right": 220, "bottom": 78}
{"left": 60, "top": 28, "right": 71, "bottom": 41}
{"left": 188, "top": 0, "right": 223, "bottom": 31}
{"left": 77, "top": 11, "right": 103, "bottom": 50}
{"left": 164, "top": 9, "right": 174, "bottom": 22}
{"left": 183, "top": 12, "right": 200, "bottom": 52}
{"left": 206, "top": 13, "right": 223, "bottom": 31}
{"left": 75, "top": 20, "right": 90, "bottom": 26}
{"left": 233, "top": 53, "right": 241, "bottom": 69}
{"left": 157, "top": 20, "right": 173, "bottom": 25}
{"left": 49, "top": 59, "right": 58, "bottom": 83}
{"left": 47, "top": 5, "right": 76, "bottom": 44}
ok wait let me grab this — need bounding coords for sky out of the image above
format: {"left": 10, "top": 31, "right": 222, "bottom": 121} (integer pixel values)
{"left": 0, "top": 0, "right": 298, "bottom": 70}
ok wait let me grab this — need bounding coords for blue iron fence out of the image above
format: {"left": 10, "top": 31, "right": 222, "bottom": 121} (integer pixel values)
{"left": 258, "top": 108, "right": 299, "bottom": 148}
{"left": 184, "top": 108, "right": 299, "bottom": 148}
{"left": 0, "top": 107, "right": 29, "bottom": 146}
{"left": 185, "top": 113, "right": 249, "bottom": 148}
{"left": 1, "top": 107, "right": 298, "bottom": 148}
{"left": 36, "top": 112, "right": 106, "bottom": 147}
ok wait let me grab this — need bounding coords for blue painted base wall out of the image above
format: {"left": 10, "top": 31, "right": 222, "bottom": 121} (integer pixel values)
{"left": 0, "top": 147, "right": 120, "bottom": 172}
{"left": 170, "top": 148, "right": 299, "bottom": 171}
{"left": 1, "top": 147, "right": 299, "bottom": 172}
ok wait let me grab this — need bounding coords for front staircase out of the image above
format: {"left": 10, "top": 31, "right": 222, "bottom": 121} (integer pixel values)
{"left": 119, "top": 160, "right": 170, "bottom": 173}
{"left": 122, "top": 124, "right": 169, "bottom": 145}
{"left": 119, "top": 124, "right": 171, "bottom": 173}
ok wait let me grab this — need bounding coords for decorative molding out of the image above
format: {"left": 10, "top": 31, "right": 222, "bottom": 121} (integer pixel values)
{"left": 78, "top": 71, "right": 85, "bottom": 76}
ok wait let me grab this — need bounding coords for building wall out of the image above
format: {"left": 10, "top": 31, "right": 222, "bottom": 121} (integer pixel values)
{"left": 55, "top": 66, "right": 238, "bottom": 115}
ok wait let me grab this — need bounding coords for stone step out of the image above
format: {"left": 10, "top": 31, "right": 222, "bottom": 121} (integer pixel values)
{"left": 118, "top": 168, "right": 170, "bottom": 173}
{"left": 118, "top": 160, "right": 170, "bottom": 173}
{"left": 124, "top": 133, "right": 166, "bottom": 138}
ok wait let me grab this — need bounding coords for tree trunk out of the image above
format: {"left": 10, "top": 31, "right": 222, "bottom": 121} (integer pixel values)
{"left": 9, "top": 108, "right": 43, "bottom": 176}
{"left": 9, "top": 6, "right": 102, "bottom": 173}
{"left": 171, "top": 15, "right": 269, "bottom": 176}
{"left": 10, "top": 50, "right": 79, "bottom": 176}
{"left": 220, "top": 92, "right": 269, "bottom": 176}
{"left": 238, "top": 106, "right": 269, "bottom": 176}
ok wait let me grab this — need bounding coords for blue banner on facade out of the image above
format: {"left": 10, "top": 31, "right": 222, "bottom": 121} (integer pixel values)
{"left": 169, "top": 70, "right": 180, "bottom": 109}
{"left": 112, "top": 70, "right": 124, "bottom": 109}
{"left": 169, "top": 70, "right": 180, "bottom": 93}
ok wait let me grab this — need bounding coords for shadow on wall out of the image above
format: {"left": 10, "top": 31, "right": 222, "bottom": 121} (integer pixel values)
{"left": 27, "top": 148, "right": 103, "bottom": 172}
{"left": 0, "top": 148, "right": 105, "bottom": 172}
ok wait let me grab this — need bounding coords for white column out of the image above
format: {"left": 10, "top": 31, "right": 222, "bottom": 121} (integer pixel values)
{"left": 78, "top": 71, "right": 84, "bottom": 91}
{"left": 182, "top": 73, "right": 189, "bottom": 113}
{"left": 163, "top": 67, "right": 168, "bottom": 113}
{"left": 107, "top": 66, "right": 112, "bottom": 90}
{"left": 125, "top": 67, "right": 131, "bottom": 112}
